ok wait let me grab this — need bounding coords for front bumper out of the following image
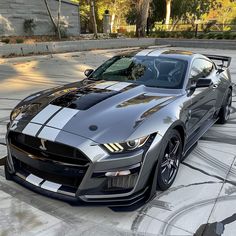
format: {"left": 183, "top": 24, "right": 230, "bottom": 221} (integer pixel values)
{"left": 6, "top": 131, "right": 160, "bottom": 206}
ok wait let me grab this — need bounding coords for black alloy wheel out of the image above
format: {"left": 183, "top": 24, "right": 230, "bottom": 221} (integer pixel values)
{"left": 217, "top": 89, "right": 232, "bottom": 124}
{"left": 157, "top": 130, "right": 182, "bottom": 190}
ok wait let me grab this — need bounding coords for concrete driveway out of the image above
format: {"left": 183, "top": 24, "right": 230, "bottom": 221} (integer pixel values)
{"left": 0, "top": 47, "right": 235, "bottom": 236}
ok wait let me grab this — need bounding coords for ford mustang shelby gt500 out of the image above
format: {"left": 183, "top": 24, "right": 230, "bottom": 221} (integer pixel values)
{"left": 5, "top": 49, "right": 233, "bottom": 207}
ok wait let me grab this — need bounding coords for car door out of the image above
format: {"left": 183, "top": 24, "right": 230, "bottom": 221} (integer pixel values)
{"left": 186, "top": 58, "right": 217, "bottom": 136}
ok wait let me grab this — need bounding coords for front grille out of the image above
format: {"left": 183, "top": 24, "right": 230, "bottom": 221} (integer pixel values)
{"left": 14, "top": 159, "right": 84, "bottom": 189}
{"left": 8, "top": 131, "right": 90, "bottom": 166}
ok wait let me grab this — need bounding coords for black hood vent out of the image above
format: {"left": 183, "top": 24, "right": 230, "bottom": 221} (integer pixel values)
{"left": 51, "top": 87, "right": 119, "bottom": 110}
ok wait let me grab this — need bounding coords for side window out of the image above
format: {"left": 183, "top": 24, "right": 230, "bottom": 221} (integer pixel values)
{"left": 189, "top": 59, "right": 214, "bottom": 85}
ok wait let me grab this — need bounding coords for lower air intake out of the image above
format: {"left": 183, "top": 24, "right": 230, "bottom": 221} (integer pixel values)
{"left": 107, "top": 173, "right": 138, "bottom": 189}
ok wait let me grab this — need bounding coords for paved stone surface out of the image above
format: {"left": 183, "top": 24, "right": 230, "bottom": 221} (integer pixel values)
{"left": 0, "top": 47, "right": 235, "bottom": 236}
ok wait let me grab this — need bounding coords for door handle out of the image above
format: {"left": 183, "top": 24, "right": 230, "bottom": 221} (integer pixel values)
{"left": 213, "top": 84, "right": 218, "bottom": 89}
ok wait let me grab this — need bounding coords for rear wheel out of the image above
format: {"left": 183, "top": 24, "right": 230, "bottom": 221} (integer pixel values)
{"left": 217, "top": 89, "right": 232, "bottom": 124}
{"left": 4, "top": 161, "right": 13, "bottom": 180}
{"left": 156, "top": 130, "right": 182, "bottom": 191}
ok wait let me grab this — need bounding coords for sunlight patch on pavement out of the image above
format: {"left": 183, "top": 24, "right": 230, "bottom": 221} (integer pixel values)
{"left": 0, "top": 61, "right": 53, "bottom": 93}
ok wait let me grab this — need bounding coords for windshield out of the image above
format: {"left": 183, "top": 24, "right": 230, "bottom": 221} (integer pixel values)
{"left": 91, "top": 55, "right": 188, "bottom": 89}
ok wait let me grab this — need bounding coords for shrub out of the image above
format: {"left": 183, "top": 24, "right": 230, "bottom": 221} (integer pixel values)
{"left": 164, "top": 31, "right": 170, "bottom": 38}
{"left": 109, "top": 33, "right": 118, "bottom": 38}
{"left": 60, "top": 28, "right": 68, "bottom": 38}
{"left": 1, "top": 38, "right": 10, "bottom": 44}
{"left": 216, "top": 33, "right": 223, "bottom": 39}
{"left": 169, "top": 32, "right": 177, "bottom": 38}
{"left": 223, "top": 31, "right": 231, "bottom": 39}
{"left": 230, "top": 33, "right": 236, "bottom": 39}
{"left": 16, "top": 38, "right": 24, "bottom": 44}
{"left": 125, "top": 31, "right": 136, "bottom": 38}
{"left": 23, "top": 19, "right": 36, "bottom": 35}
{"left": 181, "top": 31, "right": 194, "bottom": 39}
{"left": 150, "top": 31, "right": 166, "bottom": 38}
{"left": 197, "top": 34, "right": 205, "bottom": 39}
{"left": 174, "top": 32, "right": 182, "bottom": 38}
{"left": 117, "top": 27, "right": 127, "bottom": 34}
{"left": 207, "top": 32, "right": 216, "bottom": 39}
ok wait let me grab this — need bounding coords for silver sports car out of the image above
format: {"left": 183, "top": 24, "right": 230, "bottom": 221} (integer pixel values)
{"left": 5, "top": 49, "right": 233, "bottom": 207}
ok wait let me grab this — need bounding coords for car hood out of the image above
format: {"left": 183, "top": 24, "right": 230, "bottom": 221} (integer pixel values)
{"left": 14, "top": 80, "right": 180, "bottom": 143}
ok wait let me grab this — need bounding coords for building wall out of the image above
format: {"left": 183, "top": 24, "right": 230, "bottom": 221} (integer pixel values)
{"left": 0, "top": 0, "right": 80, "bottom": 36}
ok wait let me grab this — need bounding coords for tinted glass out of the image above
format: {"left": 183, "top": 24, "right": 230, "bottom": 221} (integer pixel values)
{"left": 91, "top": 56, "right": 188, "bottom": 89}
{"left": 189, "top": 59, "right": 214, "bottom": 85}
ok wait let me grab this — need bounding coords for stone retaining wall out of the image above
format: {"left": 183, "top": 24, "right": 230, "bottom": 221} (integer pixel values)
{"left": 156, "top": 38, "right": 236, "bottom": 50}
{"left": 0, "top": 38, "right": 157, "bottom": 57}
{"left": 0, "top": 0, "right": 80, "bottom": 36}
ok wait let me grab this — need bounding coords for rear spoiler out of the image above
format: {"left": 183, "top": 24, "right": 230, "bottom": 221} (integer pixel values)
{"left": 204, "top": 54, "right": 231, "bottom": 68}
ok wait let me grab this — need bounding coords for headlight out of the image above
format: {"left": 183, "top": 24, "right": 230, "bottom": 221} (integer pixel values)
{"left": 10, "top": 105, "right": 28, "bottom": 121}
{"left": 103, "top": 135, "right": 150, "bottom": 153}
{"left": 10, "top": 107, "right": 23, "bottom": 121}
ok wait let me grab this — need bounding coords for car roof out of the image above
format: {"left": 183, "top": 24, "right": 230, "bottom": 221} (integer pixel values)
{"left": 119, "top": 49, "right": 206, "bottom": 61}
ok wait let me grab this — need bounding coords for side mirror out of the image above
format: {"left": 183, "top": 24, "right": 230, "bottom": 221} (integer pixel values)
{"left": 189, "top": 78, "right": 212, "bottom": 94}
{"left": 196, "top": 78, "right": 213, "bottom": 88}
{"left": 84, "top": 69, "right": 94, "bottom": 77}
{"left": 217, "top": 68, "right": 224, "bottom": 74}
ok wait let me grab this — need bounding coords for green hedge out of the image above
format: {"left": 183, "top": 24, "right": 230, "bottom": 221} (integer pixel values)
{"left": 197, "top": 32, "right": 236, "bottom": 39}
{"left": 149, "top": 31, "right": 236, "bottom": 40}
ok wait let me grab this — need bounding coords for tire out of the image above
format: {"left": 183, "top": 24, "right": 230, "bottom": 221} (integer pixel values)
{"left": 156, "top": 129, "right": 183, "bottom": 191}
{"left": 217, "top": 89, "right": 232, "bottom": 124}
{"left": 4, "top": 161, "right": 13, "bottom": 180}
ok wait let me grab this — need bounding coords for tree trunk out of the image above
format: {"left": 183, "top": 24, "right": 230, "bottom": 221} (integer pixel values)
{"left": 165, "top": 0, "right": 171, "bottom": 30}
{"left": 44, "top": 0, "right": 57, "bottom": 33}
{"left": 44, "top": 0, "right": 61, "bottom": 39}
{"left": 57, "top": 0, "right": 62, "bottom": 39}
{"left": 136, "top": 0, "right": 152, "bottom": 37}
{"left": 111, "top": 13, "right": 116, "bottom": 33}
{"left": 90, "top": 0, "right": 98, "bottom": 38}
{"left": 170, "top": 18, "right": 179, "bottom": 31}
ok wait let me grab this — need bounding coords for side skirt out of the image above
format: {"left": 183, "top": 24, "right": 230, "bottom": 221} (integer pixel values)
{"left": 182, "top": 118, "right": 218, "bottom": 160}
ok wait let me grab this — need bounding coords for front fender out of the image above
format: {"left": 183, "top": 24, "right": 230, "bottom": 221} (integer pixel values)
{"left": 127, "top": 94, "right": 189, "bottom": 141}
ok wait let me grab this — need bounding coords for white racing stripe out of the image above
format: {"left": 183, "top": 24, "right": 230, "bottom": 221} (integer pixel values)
{"left": 41, "top": 181, "right": 62, "bottom": 192}
{"left": 46, "top": 108, "right": 78, "bottom": 129}
{"left": 26, "top": 174, "right": 43, "bottom": 187}
{"left": 136, "top": 49, "right": 156, "bottom": 56}
{"left": 31, "top": 104, "right": 61, "bottom": 124}
{"left": 38, "top": 126, "right": 60, "bottom": 141}
{"left": 148, "top": 50, "right": 166, "bottom": 57}
{"left": 22, "top": 123, "right": 42, "bottom": 136}
{"left": 107, "top": 82, "right": 131, "bottom": 91}
{"left": 93, "top": 81, "right": 118, "bottom": 90}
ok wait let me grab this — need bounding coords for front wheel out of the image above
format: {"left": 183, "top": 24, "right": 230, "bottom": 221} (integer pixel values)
{"left": 156, "top": 130, "right": 183, "bottom": 191}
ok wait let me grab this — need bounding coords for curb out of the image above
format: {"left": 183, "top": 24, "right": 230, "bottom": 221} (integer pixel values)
{"left": 0, "top": 38, "right": 157, "bottom": 58}
{"left": 156, "top": 38, "right": 236, "bottom": 50}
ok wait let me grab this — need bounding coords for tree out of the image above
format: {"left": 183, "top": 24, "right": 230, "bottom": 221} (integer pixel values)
{"left": 96, "top": 0, "right": 131, "bottom": 32}
{"left": 89, "top": 0, "right": 98, "bottom": 38}
{"left": 135, "top": 0, "right": 152, "bottom": 37}
{"left": 205, "top": 0, "right": 236, "bottom": 28}
{"left": 57, "top": 0, "right": 62, "bottom": 39}
{"left": 171, "top": 0, "right": 216, "bottom": 27}
{"left": 43, "top": 0, "right": 62, "bottom": 39}
{"left": 165, "top": 0, "right": 172, "bottom": 29}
